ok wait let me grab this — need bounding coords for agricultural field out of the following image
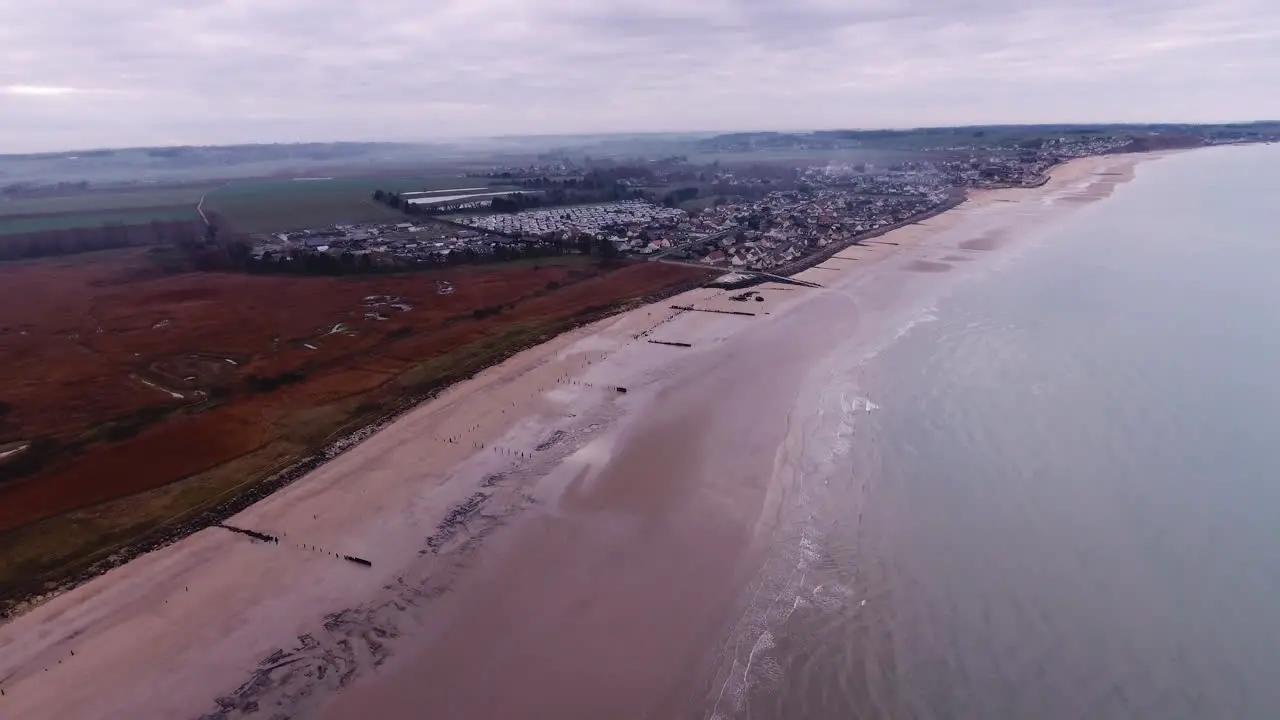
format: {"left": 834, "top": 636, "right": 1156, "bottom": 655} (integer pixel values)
{"left": 203, "top": 175, "right": 519, "bottom": 233}
{"left": 0, "top": 248, "right": 710, "bottom": 608}
{"left": 0, "top": 185, "right": 212, "bottom": 215}
{"left": 0, "top": 185, "right": 212, "bottom": 236}
{"left": 0, "top": 174, "right": 519, "bottom": 238}
{"left": 0, "top": 207, "right": 202, "bottom": 235}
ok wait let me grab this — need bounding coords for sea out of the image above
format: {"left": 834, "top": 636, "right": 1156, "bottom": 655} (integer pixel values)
{"left": 714, "top": 143, "right": 1280, "bottom": 719}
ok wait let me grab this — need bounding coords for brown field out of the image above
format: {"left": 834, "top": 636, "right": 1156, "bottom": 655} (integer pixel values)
{"left": 0, "top": 249, "right": 708, "bottom": 605}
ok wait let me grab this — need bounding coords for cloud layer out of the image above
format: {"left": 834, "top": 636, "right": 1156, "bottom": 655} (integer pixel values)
{"left": 1, "top": 0, "right": 1277, "bottom": 151}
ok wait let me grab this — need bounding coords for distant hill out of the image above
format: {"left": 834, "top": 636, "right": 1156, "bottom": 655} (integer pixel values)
{"left": 695, "top": 122, "right": 1280, "bottom": 154}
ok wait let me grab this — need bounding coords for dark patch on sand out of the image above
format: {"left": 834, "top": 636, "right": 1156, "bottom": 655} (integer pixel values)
{"left": 535, "top": 431, "right": 568, "bottom": 452}
{"left": 905, "top": 260, "right": 954, "bottom": 273}
{"left": 941, "top": 255, "right": 973, "bottom": 262}
{"left": 959, "top": 231, "right": 1006, "bottom": 251}
{"left": 199, "top": 482, "right": 537, "bottom": 720}
{"left": 422, "top": 492, "right": 490, "bottom": 554}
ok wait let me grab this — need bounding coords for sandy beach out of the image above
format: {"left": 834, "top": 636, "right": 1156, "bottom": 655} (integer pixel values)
{"left": 0, "top": 153, "right": 1156, "bottom": 719}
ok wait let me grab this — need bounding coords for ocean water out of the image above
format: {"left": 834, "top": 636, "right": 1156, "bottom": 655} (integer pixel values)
{"left": 722, "top": 144, "right": 1280, "bottom": 719}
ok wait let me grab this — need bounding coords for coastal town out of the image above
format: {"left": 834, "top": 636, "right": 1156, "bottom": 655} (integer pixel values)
{"left": 247, "top": 184, "right": 950, "bottom": 274}
{"left": 6, "top": 95, "right": 1280, "bottom": 720}
{"left": 241, "top": 131, "right": 1249, "bottom": 276}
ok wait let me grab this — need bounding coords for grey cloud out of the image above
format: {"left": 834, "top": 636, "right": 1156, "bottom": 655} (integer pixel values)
{"left": 0, "top": 0, "right": 1277, "bottom": 152}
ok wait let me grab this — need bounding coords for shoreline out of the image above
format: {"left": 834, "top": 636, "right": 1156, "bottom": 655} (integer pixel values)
{"left": 0, "top": 269, "right": 711, "bottom": 622}
{"left": 0, "top": 151, "right": 1170, "bottom": 719}
{"left": 0, "top": 171, "right": 975, "bottom": 619}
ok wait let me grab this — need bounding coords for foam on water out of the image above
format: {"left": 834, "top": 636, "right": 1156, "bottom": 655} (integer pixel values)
{"left": 709, "top": 350, "right": 877, "bottom": 718}
{"left": 705, "top": 167, "right": 1129, "bottom": 718}
{"left": 716, "top": 145, "right": 1280, "bottom": 720}
{"left": 848, "top": 305, "right": 940, "bottom": 369}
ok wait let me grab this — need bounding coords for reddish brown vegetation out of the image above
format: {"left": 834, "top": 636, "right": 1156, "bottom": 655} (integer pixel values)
{"left": 0, "top": 250, "right": 707, "bottom": 532}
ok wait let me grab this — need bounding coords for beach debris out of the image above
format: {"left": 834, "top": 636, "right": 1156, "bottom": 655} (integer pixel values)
{"left": 152, "top": 320, "right": 171, "bottom": 330}
{"left": 648, "top": 340, "right": 692, "bottom": 348}
{"left": 436, "top": 281, "right": 456, "bottom": 295}
{"left": 670, "top": 304, "right": 755, "bottom": 317}
{"left": 216, "top": 523, "right": 279, "bottom": 544}
{"left": 850, "top": 397, "right": 880, "bottom": 413}
{"left": 303, "top": 343, "right": 319, "bottom": 351}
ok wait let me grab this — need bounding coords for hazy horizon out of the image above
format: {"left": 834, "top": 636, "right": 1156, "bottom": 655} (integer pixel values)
{"left": 3, "top": 0, "right": 1278, "bottom": 154}
{"left": 3, "top": 119, "right": 1278, "bottom": 159}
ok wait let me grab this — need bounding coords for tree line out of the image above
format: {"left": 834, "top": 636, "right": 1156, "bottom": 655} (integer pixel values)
{"left": 171, "top": 232, "right": 621, "bottom": 278}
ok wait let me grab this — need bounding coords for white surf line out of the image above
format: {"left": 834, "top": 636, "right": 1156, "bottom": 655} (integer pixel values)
{"left": 0, "top": 444, "right": 29, "bottom": 461}
{"left": 710, "top": 549, "right": 811, "bottom": 718}
{"left": 711, "top": 557, "right": 779, "bottom": 717}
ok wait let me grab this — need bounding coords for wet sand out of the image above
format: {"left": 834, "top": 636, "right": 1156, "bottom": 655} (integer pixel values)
{"left": 0, "top": 154, "right": 1156, "bottom": 720}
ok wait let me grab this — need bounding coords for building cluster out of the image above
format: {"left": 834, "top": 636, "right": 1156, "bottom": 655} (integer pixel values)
{"left": 398, "top": 179, "right": 953, "bottom": 273}
{"left": 246, "top": 135, "right": 1164, "bottom": 274}
{"left": 800, "top": 137, "right": 1137, "bottom": 191}
{"left": 250, "top": 221, "right": 519, "bottom": 266}
{"left": 454, "top": 201, "right": 685, "bottom": 237}
{"left": 937, "top": 157, "right": 1059, "bottom": 188}
{"left": 671, "top": 187, "right": 949, "bottom": 271}
{"left": 934, "top": 137, "right": 1133, "bottom": 188}
{"left": 1040, "top": 135, "right": 1133, "bottom": 157}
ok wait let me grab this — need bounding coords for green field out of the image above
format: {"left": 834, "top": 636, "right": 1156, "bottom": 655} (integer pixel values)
{"left": 0, "top": 207, "right": 202, "bottom": 236}
{"left": 0, "top": 184, "right": 212, "bottom": 236}
{"left": 203, "top": 175, "right": 515, "bottom": 233}
{"left": 0, "top": 186, "right": 213, "bottom": 217}
{"left": 678, "top": 195, "right": 729, "bottom": 212}
{"left": 0, "top": 175, "right": 515, "bottom": 237}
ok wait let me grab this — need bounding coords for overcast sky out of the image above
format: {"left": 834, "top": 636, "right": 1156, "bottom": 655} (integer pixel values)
{"left": 1, "top": 0, "right": 1277, "bottom": 152}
